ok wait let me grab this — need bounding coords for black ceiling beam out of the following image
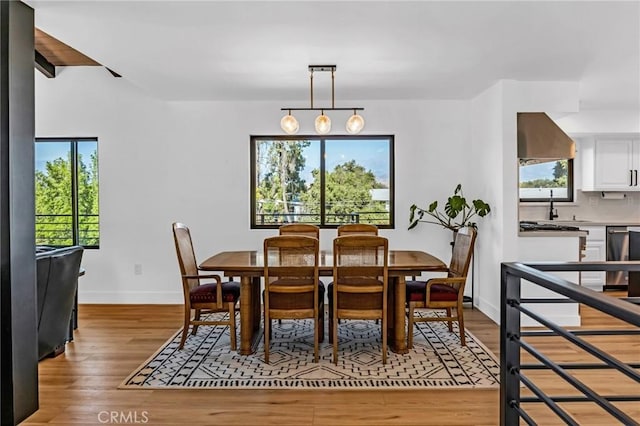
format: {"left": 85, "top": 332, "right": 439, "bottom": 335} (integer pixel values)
{"left": 34, "top": 49, "right": 55, "bottom": 78}
{"left": 106, "top": 67, "right": 122, "bottom": 78}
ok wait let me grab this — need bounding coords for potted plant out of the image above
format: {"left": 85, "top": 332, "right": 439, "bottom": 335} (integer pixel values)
{"left": 408, "top": 184, "right": 491, "bottom": 232}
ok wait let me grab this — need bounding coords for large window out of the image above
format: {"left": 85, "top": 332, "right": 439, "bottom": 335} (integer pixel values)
{"left": 519, "top": 159, "right": 573, "bottom": 202}
{"left": 251, "top": 135, "right": 394, "bottom": 228}
{"left": 35, "top": 138, "right": 100, "bottom": 248}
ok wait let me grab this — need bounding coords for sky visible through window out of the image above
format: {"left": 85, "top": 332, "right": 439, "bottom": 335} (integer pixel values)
{"left": 301, "top": 138, "right": 390, "bottom": 185}
{"left": 35, "top": 141, "right": 96, "bottom": 172}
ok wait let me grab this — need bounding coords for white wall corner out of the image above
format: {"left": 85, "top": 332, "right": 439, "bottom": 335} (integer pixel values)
{"left": 502, "top": 80, "right": 580, "bottom": 113}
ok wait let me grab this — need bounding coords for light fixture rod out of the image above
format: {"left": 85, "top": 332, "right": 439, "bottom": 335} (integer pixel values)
{"left": 331, "top": 68, "right": 335, "bottom": 109}
{"left": 310, "top": 69, "right": 314, "bottom": 109}
{"left": 281, "top": 107, "right": 364, "bottom": 111}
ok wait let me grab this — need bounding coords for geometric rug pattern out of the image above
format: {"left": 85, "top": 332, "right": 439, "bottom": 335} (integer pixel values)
{"left": 120, "top": 311, "right": 500, "bottom": 389}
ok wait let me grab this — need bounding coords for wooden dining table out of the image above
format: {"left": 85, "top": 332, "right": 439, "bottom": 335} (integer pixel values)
{"left": 199, "top": 250, "right": 447, "bottom": 355}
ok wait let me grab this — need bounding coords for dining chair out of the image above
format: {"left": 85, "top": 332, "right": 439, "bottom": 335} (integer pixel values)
{"left": 330, "top": 235, "right": 389, "bottom": 364}
{"left": 335, "top": 223, "right": 380, "bottom": 325}
{"left": 263, "top": 235, "right": 324, "bottom": 363}
{"left": 172, "top": 222, "right": 240, "bottom": 350}
{"left": 337, "top": 223, "right": 378, "bottom": 236}
{"left": 277, "top": 224, "right": 320, "bottom": 326}
{"left": 279, "top": 223, "right": 320, "bottom": 239}
{"left": 406, "top": 227, "right": 477, "bottom": 347}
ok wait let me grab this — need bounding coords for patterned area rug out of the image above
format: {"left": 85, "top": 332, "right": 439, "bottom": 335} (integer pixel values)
{"left": 120, "top": 312, "right": 499, "bottom": 389}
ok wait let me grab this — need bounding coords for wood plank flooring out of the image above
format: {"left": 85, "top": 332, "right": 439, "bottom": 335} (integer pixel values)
{"left": 23, "top": 296, "right": 638, "bottom": 425}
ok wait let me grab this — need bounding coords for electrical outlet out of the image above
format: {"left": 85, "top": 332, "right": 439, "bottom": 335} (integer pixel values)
{"left": 588, "top": 196, "right": 599, "bottom": 206}
{"left": 134, "top": 264, "right": 143, "bottom": 275}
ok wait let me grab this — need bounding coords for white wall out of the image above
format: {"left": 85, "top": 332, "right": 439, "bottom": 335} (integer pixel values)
{"left": 35, "top": 67, "right": 472, "bottom": 303}
{"left": 555, "top": 110, "right": 640, "bottom": 134}
{"left": 469, "top": 81, "right": 505, "bottom": 320}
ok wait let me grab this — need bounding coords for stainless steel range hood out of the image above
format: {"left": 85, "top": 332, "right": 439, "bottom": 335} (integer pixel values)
{"left": 517, "top": 112, "right": 575, "bottom": 164}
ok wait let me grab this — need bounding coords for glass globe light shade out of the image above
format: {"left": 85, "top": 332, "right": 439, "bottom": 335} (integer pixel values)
{"left": 280, "top": 113, "right": 299, "bottom": 135}
{"left": 314, "top": 113, "right": 331, "bottom": 135}
{"left": 346, "top": 113, "right": 365, "bottom": 134}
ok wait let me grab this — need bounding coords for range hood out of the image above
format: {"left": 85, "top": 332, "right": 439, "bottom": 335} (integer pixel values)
{"left": 517, "top": 112, "right": 575, "bottom": 165}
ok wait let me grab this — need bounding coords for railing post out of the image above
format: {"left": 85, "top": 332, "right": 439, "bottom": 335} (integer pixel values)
{"left": 501, "top": 264, "right": 522, "bottom": 425}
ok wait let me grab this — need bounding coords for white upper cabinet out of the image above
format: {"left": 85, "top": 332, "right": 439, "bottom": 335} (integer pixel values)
{"left": 581, "top": 136, "right": 640, "bottom": 191}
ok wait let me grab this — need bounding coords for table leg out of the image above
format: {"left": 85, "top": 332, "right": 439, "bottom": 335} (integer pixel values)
{"left": 252, "top": 276, "right": 261, "bottom": 332}
{"left": 392, "top": 275, "right": 408, "bottom": 354}
{"left": 239, "top": 276, "right": 262, "bottom": 355}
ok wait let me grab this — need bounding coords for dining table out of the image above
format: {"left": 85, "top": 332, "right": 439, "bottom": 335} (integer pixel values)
{"left": 199, "top": 249, "right": 447, "bottom": 355}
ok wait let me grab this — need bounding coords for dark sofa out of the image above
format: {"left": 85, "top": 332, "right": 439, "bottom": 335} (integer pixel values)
{"left": 36, "top": 245, "right": 84, "bottom": 359}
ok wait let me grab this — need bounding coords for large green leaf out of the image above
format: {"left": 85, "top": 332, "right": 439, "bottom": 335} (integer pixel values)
{"left": 445, "top": 195, "right": 467, "bottom": 218}
{"left": 472, "top": 199, "right": 491, "bottom": 217}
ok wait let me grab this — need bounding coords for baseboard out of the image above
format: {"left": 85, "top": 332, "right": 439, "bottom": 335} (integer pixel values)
{"left": 475, "top": 297, "right": 500, "bottom": 324}
{"left": 78, "top": 291, "right": 182, "bottom": 304}
{"left": 474, "top": 298, "right": 581, "bottom": 327}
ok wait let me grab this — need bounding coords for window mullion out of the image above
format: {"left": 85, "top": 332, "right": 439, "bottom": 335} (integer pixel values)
{"left": 70, "top": 141, "right": 79, "bottom": 246}
{"left": 320, "top": 138, "right": 326, "bottom": 226}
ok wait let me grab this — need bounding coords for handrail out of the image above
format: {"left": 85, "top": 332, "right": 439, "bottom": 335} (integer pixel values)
{"left": 504, "top": 262, "right": 640, "bottom": 325}
{"left": 500, "top": 261, "right": 640, "bottom": 426}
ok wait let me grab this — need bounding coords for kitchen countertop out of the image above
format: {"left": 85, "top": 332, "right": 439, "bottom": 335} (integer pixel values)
{"left": 537, "top": 220, "right": 640, "bottom": 226}
{"left": 519, "top": 230, "right": 588, "bottom": 237}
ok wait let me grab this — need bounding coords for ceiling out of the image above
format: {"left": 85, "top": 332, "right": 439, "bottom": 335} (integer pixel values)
{"left": 25, "top": 1, "right": 640, "bottom": 110}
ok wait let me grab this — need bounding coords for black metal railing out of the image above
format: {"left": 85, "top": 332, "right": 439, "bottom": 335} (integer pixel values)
{"left": 501, "top": 261, "right": 640, "bottom": 425}
{"left": 35, "top": 214, "right": 99, "bottom": 247}
{"left": 256, "top": 211, "right": 390, "bottom": 226}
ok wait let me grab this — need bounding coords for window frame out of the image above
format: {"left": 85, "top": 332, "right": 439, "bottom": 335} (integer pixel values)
{"left": 519, "top": 158, "right": 575, "bottom": 203}
{"left": 35, "top": 137, "right": 100, "bottom": 249}
{"left": 250, "top": 134, "right": 395, "bottom": 230}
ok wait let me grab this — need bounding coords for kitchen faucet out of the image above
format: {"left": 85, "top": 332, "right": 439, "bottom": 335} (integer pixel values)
{"left": 549, "top": 189, "right": 558, "bottom": 220}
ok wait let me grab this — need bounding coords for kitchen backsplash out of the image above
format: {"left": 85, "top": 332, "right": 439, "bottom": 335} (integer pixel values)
{"left": 520, "top": 190, "right": 640, "bottom": 223}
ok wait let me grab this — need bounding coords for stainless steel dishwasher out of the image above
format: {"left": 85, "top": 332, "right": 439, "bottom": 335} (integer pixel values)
{"left": 605, "top": 226, "right": 629, "bottom": 290}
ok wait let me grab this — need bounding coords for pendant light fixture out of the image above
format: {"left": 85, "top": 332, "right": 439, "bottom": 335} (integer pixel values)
{"left": 314, "top": 110, "right": 331, "bottom": 134}
{"left": 346, "top": 109, "right": 365, "bottom": 134}
{"left": 280, "top": 110, "right": 299, "bottom": 135}
{"left": 280, "top": 65, "right": 364, "bottom": 135}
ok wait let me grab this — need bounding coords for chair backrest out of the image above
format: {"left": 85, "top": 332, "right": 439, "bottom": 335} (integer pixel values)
{"left": 448, "top": 227, "right": 477, "bottom": 279}
{"left": 279, "top": 223, "right": 320, "bottom": 240}
{"left": 172, "top": 222, "right": 200, "bottom": 291}
{"left": 36, "top": 245, "right": 84, "bottom": 359}
{"left": 336, "top": 223, "right": 378, "bottom": 236}
{"left": 333, "top": 235, "right": 388, "bottom": 294}
{"left": 264, "top": 235, "right": 319, "bottom": 296}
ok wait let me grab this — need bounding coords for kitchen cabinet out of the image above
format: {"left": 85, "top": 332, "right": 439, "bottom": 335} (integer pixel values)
{"left": 581, "top": 137, "right": 640, "bottom": 191}
{"left": 518, "top": 234, "right": 581, "bottom": 327}
{"left": 579, "top": 226, "right": 606, "bottom": 290}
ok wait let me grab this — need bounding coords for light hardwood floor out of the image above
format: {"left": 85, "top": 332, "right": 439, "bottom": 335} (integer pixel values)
{"left": 24, "top": 297, "right": 638, "bottom": 425}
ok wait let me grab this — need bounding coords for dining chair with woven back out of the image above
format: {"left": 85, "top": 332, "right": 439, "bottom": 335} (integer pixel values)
{"left": 405, "top": 227, "right": 477, "bottom": 347}
{"left": 330, "top": 234, "right": 389, "bottom": 364}
{"left": 336, "top": 223, "right": 378, "bottom": 236}
{"left": 334, "top": 223, "right": 380, "bottom": 326}
{"left": 277, "top": 224, "right": 320, "bottom": 326}
{"left": 172, "top": 222, "right": 240, "bottom": 350}
{"left": 279, "top": 223, "right": 320, "bottom": 239}
{"left": 263, "top": 235, "right": 324, "bottom": 363}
